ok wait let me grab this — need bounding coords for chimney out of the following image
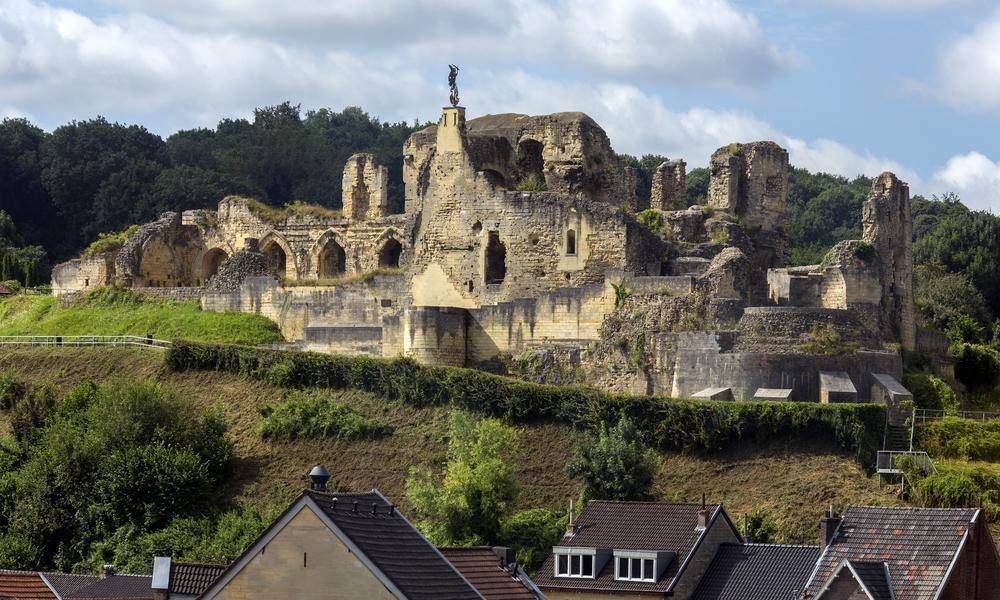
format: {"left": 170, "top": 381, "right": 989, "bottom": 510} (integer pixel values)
{"left": 565, "top": 499, "right": 577, "bottom": 536}
{"left": 821, "top": 503, "right": 841, "bottom": 546}
{"left": 309, "top": 465, "right": 331, "bottom": 492}
{"left": 102, "top": 564, "right": 115, "bottom": 579}
{"left": 696, "top": 493, "right": 709, "bottom": 530}
{"left": 492, "top": 546, "right": 516, "bottom": 569}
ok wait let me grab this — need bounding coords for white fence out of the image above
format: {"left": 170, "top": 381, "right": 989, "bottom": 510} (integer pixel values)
{"left": 876, "top": 450, "right": 936, "bottom": 475}
{"left": 0, "top": 335, "right": 171, "bottom": 349}
{"left": 913, "top": 408, "right": 1000, "bottom": 424}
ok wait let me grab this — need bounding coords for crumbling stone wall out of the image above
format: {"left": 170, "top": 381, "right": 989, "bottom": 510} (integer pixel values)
{"left": 707, "top": 142, "right": 789, "bottom": 304}
{"left": 342, "top": 153, "right": 388, "bottom": 221}
{"left": 51, "top": 252, "right": 115, "bottom": 296}
{"left": 863, "top": 172, "right": 916, "bottom": 350}
{"left": 650, "top": 159, "right": 686, "bottom": 211}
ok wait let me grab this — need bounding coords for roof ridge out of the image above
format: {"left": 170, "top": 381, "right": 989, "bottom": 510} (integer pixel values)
{"left": 587, "top": 500, "right": 722, "bottom": 507}
{"left": 741, "top": 543, "right": 821, "bottom": 549}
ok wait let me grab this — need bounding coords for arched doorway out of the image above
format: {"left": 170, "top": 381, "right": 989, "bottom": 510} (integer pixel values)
{"left": 201, "top": 248, "right": 228, "bottom": 283}
{"left": 378, "top": 239, "right": 403, "bottom": 269}
{"left": 318, "top": 239, "right": 347, "bottom": 278}
{"left": 262, "top": 240, "right": 287, "bottom": 278}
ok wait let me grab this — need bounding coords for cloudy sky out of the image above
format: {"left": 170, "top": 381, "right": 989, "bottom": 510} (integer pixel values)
{"left": 2, "top": 0, "right": 1000, "bottom": 208}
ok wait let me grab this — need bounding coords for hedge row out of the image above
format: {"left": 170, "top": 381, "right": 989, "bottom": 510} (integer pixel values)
{"left": 166, "top": 341, "right": 885, "bottom": 464}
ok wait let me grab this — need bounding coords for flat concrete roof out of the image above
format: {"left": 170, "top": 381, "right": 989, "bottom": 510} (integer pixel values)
{"left": 753, "top": 388, "right": 793, "bottom": 400}
{"left": 819, "top": 371, "right": 857, "bottom": 393}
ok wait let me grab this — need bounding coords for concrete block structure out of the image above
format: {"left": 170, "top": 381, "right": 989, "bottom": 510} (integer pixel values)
{"left": 818, "top": 371, "right": 858, "bottom": 404}
{"left": 691, "top": 387, "right": 734, "bottom": 401}
{"left": 752, "top": 388, "right": 794, "bottom": 401}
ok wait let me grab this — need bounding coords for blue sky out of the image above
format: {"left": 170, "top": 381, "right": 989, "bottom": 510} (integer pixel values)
{"left": 2, "top": 0, "right": 1000, "bottom": 208}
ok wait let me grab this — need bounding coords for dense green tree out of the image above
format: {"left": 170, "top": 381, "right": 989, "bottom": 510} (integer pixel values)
{"left": 914, "top": 264, "right": 990, "bottom": 331}
{"left": 406, "top": 412, "right": 520, "bottom": 546}
{"left": 0, "top": 119, "right": 53, "bottom": 249}
{"left": 148, "top": 166, "right": 261, "bottom": 214}
{"left": 686, "top": 167, "right": 710, "bottom": 206}
{"left": 564, "top": 416, "right": 659, "bottom": 501}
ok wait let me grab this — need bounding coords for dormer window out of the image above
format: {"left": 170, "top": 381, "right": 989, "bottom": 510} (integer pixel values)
{"left": 613, "top": 551, "right": 672, "bottom": 582}
{"left": 553, "top": 547, "right": 610, "bottom": 579}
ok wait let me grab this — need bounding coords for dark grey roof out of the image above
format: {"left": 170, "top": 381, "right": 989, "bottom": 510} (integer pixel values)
{"left": 691, "top": 543, "right": 820, "bottom": 600}
{"left": 440, "top": 548, "right": 539, "bottom": 600}
{"left": 42, "top": 573, "right": 100, "bottom": 597}
{"left": 804, "top": 505, "right": 980, "bottom": 600}
{"left": 534, "top": 501, "right": 739, "bottom": 594}
{"left": 168, "top": 563, "right": 226, "bottom": 596}
{"left": 65, "top": 574, "right": 152, "bottom": 599}
{"left": 846, "top": 561, "right": 893, "bottom": 600}
{"left": 307, "top": 491, "right": 482, "bottom": 600}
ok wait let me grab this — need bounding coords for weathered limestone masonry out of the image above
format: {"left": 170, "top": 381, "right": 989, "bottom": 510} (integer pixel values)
{"left": 650, "top": 159, "right": 686, "bottom": 211}
{"left": 51, "top": 98, "right": 922, "bottom": 404}
{"left": 708, "top": 142, "right": 789, "bottom": 304}
{"left": 862, "top": 172, "right": 917, "bottom": 351}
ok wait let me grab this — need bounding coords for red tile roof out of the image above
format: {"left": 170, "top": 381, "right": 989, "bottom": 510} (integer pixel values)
{"left": 440, "top": 548, "right": 539, "bottom": 600}
{"left": 0, "top": 571, "right": 57, "bottom": 600}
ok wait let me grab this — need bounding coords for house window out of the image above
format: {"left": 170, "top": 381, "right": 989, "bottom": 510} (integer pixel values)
{"left": 554, "top": 549, "right": 597, "bottom": 579}
{"left": 566, "top": 229, "right": 576, "bottom": 255}
{"left": 615, "top": 552, "right": 657, "bottom": 582}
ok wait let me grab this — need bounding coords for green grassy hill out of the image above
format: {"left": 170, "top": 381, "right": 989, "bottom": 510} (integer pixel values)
{"left": 0, "top": 288, "right": 282, "bottom": 345}
{"left": 0, "top": 346, "right": 900, "bottom": 546}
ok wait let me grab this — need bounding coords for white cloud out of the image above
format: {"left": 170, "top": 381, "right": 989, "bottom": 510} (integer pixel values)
{"left": 820, "top": 0, "right": 971, "bottom": 11}
{"left": 932, "top": 10, "right": 1000, "bottom": 112}
{"left": 100, "top": 0, "right": 797, "bottom": 87}
{"left": 929, "top": 151, "right": 1000, "bottom": 211}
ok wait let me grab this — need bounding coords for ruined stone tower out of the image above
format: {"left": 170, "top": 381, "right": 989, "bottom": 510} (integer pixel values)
{"left": 651, "top": 159, "right": 686, "bottom": 211}
{"left": 707, "top": 142, "right": 789, "bottom": 303}
{"left": 863, "top": 172, "right": 916, "bottom": 351}
{"left": 342, "top": 153, "right": 388, "bottom": 221}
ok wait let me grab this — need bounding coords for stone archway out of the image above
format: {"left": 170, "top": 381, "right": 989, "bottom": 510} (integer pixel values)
{"left": 319, "top": 238, "right": 347, "bottom": 278}
{"left": 262, "top": 239, "right": 288, "bottom": 279}
{"left": 378, "top": 238, "right": 403, "bottom": 269}
{"left": 201, "top": 248, "right": 229, "bottom": 284}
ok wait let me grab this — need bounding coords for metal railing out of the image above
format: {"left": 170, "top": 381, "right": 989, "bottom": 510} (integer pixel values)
{"left": 876, "top": 450, "right": 936, "bottom": 475}
{"left": 0, "top": 335, "right": 171, "bottom": 349}
{"left": 913, "top": 408, "right": 1000, "bottom": 423}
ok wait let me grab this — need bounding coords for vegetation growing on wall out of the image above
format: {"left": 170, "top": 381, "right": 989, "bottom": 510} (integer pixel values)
{"left": 81, "top": 225, "right": 139, "bottom": 257}
{"left": 257, "top": 390, "right": 393, "bottom": 441}
{"left": 166, "top": 341, "right": 886, "bottom": 464}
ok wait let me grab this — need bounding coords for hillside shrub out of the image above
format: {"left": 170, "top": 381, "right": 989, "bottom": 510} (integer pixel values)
{"left": 902, "top": 373, "right": 960, "bottom": 412}
{"left": 258, "top": 391, "right": 393, "bottom": 441}
{"left": 565, "top": 416, "right": 659, "bottom": 501}
{"left": 905, "top": 462, "right": 1000, "bottom": 520}
{"left": 167, "top": 341, "right": 886, "bottom": 464}
{"left": 0, "top": 380, "right": 233, "bottom": 571}
{"left": 0, "top": 370, "right": 25, "bottom": 410}
{"left": 500, "top": 508, "right": 566, "bottom": 574}
{"left": 82, "top": 225, "right": 139, "bottom": 257}
{"left": 916, "top": 417, "right": 1000, "bottom": 461}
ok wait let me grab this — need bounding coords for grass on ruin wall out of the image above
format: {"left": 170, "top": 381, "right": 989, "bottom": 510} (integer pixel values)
{"left": 167, "top": 340, "right": 886, "bottom": 465}
{"left": 0, "top": 288, "right": 283, "bottom": 346}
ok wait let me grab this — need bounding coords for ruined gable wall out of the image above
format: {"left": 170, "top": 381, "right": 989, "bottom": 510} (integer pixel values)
{"left": 651, "top": 159, "right": 687, "bottom": 211}
{"left": 862, "top": 172, "right": 916, "bottom": 350}
{"left": 342, "top": 153, "right": 388, "bottom": 220}
{"left": 51, "top": 252, "right": 115, "bottom": 296}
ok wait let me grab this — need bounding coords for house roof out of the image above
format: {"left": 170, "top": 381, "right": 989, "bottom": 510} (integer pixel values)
{"left": 40, "top": 574, "right": 100, "bottom": 598}
{"left": 167, "top": 563, "right": 225, "bottom": 596}
{"left": 690, "top": 543, "right": 821, "bottom": 600}
{"left": 440, "top": 548, "right": 539, "bottom": 600}
{"left": 803, "top": 505, "right": 980, "bottom": 600}
{"left": 65, "top": 574, "right": 152, "bottom": 599}
{"left": 199, "top": 489, "right": 484, "bottom": 600}
{"left": 0, "top": 571, "right": 57, "bottom": 600}
{"left": 533, "top": 501, "right": 740, "bottom": 594}
{"left": 0, "top": 284, "right": 14, "bottom": 295}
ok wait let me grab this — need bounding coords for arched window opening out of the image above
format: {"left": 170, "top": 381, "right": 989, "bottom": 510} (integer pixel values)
{"left": 378, "top": 239, "right": 403, "bottom": 269}
{"left": 482, "top": 169, "right": 507, "bottom": 190}
{"left": 566, "top": 229, "right": 577, "bottom": 256}
{"left": 262, "top": 241, "right": 287, "bottom": 279}
{"left": 202, "top": 248, "right": 229, "bottom": 283}
{"left": 319, "top": 239, "right": 347, "bottom": 278}
{"left": 485, "top": 231, "right": 506, "bottom": 284}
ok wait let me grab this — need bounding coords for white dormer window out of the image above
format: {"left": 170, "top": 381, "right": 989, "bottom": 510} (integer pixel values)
{"left": 554, "top": 548, "right": 595, "bottom": 578}
{"left": 614, "top": 551, "right": 663, "bottom": 582}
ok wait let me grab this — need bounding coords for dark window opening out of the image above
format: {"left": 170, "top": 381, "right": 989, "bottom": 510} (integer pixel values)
{"left": 472, "top": 221, "right": 483, "bottom": 235}
{"left": 482, "top": 169, "right": 507, "bottom": 189}
{"left": 566, "top": 229, "right": 577, "bottom": 255}
{"left": 378, "top": 239, "right": 403, "bottom": 269}
{"left": 485, "top": 231, "right": 506, "bottom": 284}
{"left": 516, "top": 139, "right": 545, "bottom": 189}
{"left": 319, "top": 239, "right": 347, "bottom": 278}
{"left": 262, "top": 242, "right": 287, "bottom": 278}
{"left": 582, "top": 555, "right": 593, "bottom": 577}
{"left": 558, "top": 555, "right": 569, "bottom": 575}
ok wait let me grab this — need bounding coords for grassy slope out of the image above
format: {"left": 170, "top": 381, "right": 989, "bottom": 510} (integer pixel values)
{"left": 0, "top": 293, "right": 282, "bottom": 346}
{"left": 0, "top": 347, "right": 903, "bottom": 545}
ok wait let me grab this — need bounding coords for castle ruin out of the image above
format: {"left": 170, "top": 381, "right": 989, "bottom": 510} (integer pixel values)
{"left": 51, "top": 101, "right": 925, "bottom": 403}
